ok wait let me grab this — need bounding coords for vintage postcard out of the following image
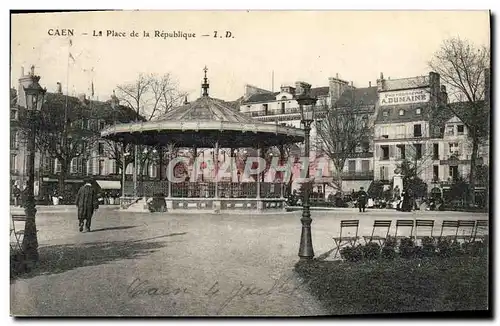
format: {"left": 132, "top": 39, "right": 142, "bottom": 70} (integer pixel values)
{"left": 9, "top": 10, "right": 490, "bottom": 317}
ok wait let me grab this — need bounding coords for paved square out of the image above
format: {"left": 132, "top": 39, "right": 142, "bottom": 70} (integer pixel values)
{"left": 10, "top": 206, "right": 488, "bottom": 316}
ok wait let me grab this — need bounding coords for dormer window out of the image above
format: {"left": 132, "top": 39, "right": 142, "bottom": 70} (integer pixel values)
{"left": 416, "top": 108, "right": 421, "bottom": 115}
{"left": 281, "top": 96, "right": 287, "bottom": 100}
{"left": 399, "top": 109, "right": 405, "bottom": 116}
{"left": 383, "top": 111, "right": 389, "bottom": 117}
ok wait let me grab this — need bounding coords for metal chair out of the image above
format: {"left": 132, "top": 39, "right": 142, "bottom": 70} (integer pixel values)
{"left": 472, "top": 220, "right": 488, "bottom": 242}
{"left": 394, "top": 220, "right": 414, "bottom": 240}
{"left": 363, "top": 220, "right": 391, "bottom": 246}
{"left": 438, "top": 220, "right": 459, "bottom": 242}
{"left": 415, "top": 219, "right": 435, "bottom": 239}
{"left": 332, "top": 220, "right": 360, "bottom": 259}
{"left": 456, "top": 220, "right": 476, "bottom": 243}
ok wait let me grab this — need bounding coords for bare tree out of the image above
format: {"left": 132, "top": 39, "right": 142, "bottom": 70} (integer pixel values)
{"left": 429, "top": 37, "right": 490, "bottom": 206}
{"left": 114, "top": 73, "right": 186, "bottom": 187}
{"left": 316, "top": 102, "right": 372, "bottom": 192}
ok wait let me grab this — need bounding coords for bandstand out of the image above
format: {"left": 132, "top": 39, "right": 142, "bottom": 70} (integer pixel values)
{"left": 100, "top": 68, "right": 306, "bottom": 213}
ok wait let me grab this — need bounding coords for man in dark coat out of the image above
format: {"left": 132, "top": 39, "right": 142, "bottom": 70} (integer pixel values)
{"left": 357, "top": 187, "right": 368, "bottom": 213}
{"left": 76, "top": 178, "right": 99, "bottom": 232}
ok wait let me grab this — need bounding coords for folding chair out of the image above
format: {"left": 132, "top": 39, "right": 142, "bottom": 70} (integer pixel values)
{"left": 438, "top": 220, "right": 459, "bottom": 242}
{"left": 332, "top": 220, "right": 360, "bottom": 259}
{"left": 472, "top": 220, "right": 488, "bottom": 242}
{"left": 394, "top": 220, "right": 414, "bottom": 240}
{"left": 363, "top": 220, "right": 391, "bottom": 246}
{"left": 415, "top": 220, "right": 435, "bottom": 239}
{"left": 456, "top": 220, "right": 476, "bottom": 243}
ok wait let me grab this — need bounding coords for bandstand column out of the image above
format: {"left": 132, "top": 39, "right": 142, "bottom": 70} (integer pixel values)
{"left": 167, "top": 148, "right": 172, "bottom": 198}
{"left": 121, "top": 143, "right": 126, "bottom": 206}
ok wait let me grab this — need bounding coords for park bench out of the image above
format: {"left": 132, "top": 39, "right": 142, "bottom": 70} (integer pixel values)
{"left": 332, "top": 220, "right": 360, "bottom": 259}
{"left": 438, "top": 220, "right": 459, "bottom": 242}
{"left": 394, "top": 220, "right": 414, "bottom": 240}
{"left": 363, "top": 220, "right": 391, "bottom": 246}
{"left": 472, "top": 220, "right": 488, "bottom": 242}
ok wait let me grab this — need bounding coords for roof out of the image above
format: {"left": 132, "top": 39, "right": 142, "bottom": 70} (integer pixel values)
{"left": 334, "top": 86, "right": 378, "bottom": 108}
{"left": 243, "top": 86, "right": 330, "bottom": 104}
{"left": 159, "top": 96, "right": 256, "bottom": 123}
{"left": 382, "top": 76, "right": 429, "bottom": 91}
{"left": 244, "top": 92, "right": 279, "bottom": 104}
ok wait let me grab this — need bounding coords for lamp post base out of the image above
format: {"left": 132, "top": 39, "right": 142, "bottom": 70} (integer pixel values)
{"left": 298, "top": 208, "right": 314, "bottom": 260}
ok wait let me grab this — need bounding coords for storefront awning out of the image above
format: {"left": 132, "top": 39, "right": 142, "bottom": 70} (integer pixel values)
{"left": 96, "top": 180, "right": 121, "bottom": 190}
{"left": 342, "top": 180, "right": 372, "bottom": 193}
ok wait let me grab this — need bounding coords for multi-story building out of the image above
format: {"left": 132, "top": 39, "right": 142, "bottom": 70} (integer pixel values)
{"left": 10, "top": 70, "right": 138, "bottom": 204}
{"left": 239, "top": 75, "right": 378, "bottom": 196}
{"left": 373, "top": 71, "right": 490, "bottom": 197}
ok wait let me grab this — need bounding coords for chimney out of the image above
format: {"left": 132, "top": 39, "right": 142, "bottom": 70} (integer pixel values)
{"left": 377, "top": 72, "right": 386, "bottom": 92}
{"left": 329, "top": 75, "right": 349, "bottom": 104}
{"left": 369, "top": 81, "right": 372, "bottom": 87}
{"left": 56, "top": 82, "right": 62, "bottom": 94}
{"left": 184, "top": 95, "right": 189, "bottom": 105}
{"left": 440, "top": 85, "right": 448, "bottom": 105}
{"left": 110, "top": 90, "right": 119, "bottom": 109}
{"left": 21, "top": 66, "right": 25, "bottom": 76}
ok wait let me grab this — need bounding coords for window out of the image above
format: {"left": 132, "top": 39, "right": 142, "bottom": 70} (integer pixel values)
{"left": 10, "top": 131, "right": 18, "bottom": 149}
{"left": 263, "top": 104, "right": 268, "bottom": 115}
{"left": 56, "top": 159, "right": 62, "bottom": 173}
{"left": 414, "top": 144, "right": 422, "bottom": 159}
{"left": 10, "top": 154, "right": 17, "bottom": 173}
{"left": 433, "top": 143, "right": 439, "bottom": 160}
{"left": 81, "top": 118, "right": 89, "bottom": 129}
{"left": 395, "top": 125, "right": 405, "bottom": 138}
{"left": 99, "top": 120, "right": 106, "bottom": 130}
{"left": 99, "top": 160, "right": 105, "bottom": 175}
{"left": 348, "top": 160, "right": 356, "bottom": 173}
{"left": 98, "top": 143, "right": 105, "bottom": 155}
{"left": 397, "top": 144, "right": 406, "bottom": 160}
{"left": 416, "top": 108, "right": 422, "bottom": 115}
{"left": 382, "top": 111, "right": 389, "bottom": 117}
{"left": 88, "top": 158, "right": 93, "bottom": 175}
{"left": 281, "top": 102, "right": 285, "bottom": 113}
{"left": 449, "top": 165, "right": 459, "bottom": 181}
{"left": 380, "top": 166, "right": 388, "bottom": 181}
{"left": 449, "top": 142, "right": 459, "bottom": 156}
{"left": 446, "top": 125, "right": 454, "bottom": 136}
{"left": 361, "top": 160, "right": 370, "bottom": 172}
{"left": 457, "top": 124, "right": 464, "bottom": 135}
{"left": 10, "top": 109, "right": 16, "bottom": 120}
{"left": 380, "top": 145, "right": 389, "bottom": 160}
{"left": 433, "top": 165, "right": 439, "bottom": 181}
{"left": 399, "top": 109, "right": 405, "bottom": 116}
{"left": 413, "top": 124, "right": 422, "bottom": 137}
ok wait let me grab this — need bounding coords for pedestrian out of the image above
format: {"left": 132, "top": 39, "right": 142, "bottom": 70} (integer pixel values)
{"left": 357, "top": 187, "right": 368, "bottom": 213}
{"left": 76, "top": 178, "right": 99, "bottom": 232}
{"left": 401, "top": 188, "right": 412, "bottom": 212}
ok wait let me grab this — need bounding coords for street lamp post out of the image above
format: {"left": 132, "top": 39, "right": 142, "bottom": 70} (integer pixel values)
{"left": 297, "top": 87, "right": 317, "bottom": 261}
{"left": 21, "top": 73, "right": 46, "bottom": 267}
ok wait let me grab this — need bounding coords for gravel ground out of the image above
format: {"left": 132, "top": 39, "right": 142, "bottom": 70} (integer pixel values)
{"left": 10, "top": 206, "right": 488, "bottom": 316}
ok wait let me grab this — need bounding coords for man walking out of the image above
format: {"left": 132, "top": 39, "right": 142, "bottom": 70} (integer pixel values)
{"left": 76, "top": 178, "right": 99, "bottom": 232}
{"left": 357, "top": 186, "right": 368, "bottom": 213}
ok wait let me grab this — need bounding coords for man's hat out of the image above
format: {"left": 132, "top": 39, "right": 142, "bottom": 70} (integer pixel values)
{"left": 360, "top": 187, "right": 364, "bottom": 190}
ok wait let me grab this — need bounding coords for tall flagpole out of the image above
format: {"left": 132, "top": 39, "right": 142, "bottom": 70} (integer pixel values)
{"left": 60, "top": 38, "right": 71, "bottom": 194}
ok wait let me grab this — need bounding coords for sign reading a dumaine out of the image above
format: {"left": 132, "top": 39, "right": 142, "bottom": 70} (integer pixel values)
{"left": 379, "top": 88, "right": 430, "bottom": 106}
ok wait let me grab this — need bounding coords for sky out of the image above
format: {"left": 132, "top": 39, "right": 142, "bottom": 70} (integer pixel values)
{"left": 11, "top": 11, "right": 490, "bottom": 102}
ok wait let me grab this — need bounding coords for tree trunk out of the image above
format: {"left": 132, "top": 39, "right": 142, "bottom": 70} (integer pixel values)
{"left": 468, "top": 133, "right": 479, "bottom": 207}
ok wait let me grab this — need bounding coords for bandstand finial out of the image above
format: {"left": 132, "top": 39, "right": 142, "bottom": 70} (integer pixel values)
{"left": 202, "top": 66, "right": 209, "bottom": 97}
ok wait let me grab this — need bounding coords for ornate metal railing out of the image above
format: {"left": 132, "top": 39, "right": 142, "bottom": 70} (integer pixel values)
{"left": 123, "top": 181, "right": 284, "bottom": 198}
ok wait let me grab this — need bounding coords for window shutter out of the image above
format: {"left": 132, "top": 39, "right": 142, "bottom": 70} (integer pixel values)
{"left": 375, "top": 145, "right": 380, "bottom": 159}
{"left": 458, "top": 143, "right": 464, "bottom": 158}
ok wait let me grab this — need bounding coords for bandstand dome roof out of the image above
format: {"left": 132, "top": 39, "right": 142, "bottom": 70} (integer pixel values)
{"left": 101, "top": 67, "right": 305, "bottom": 148}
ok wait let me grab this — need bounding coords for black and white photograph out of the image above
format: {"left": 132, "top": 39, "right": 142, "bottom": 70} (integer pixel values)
{"left": 9, "top": 10, "right": 491, "bottom": 317}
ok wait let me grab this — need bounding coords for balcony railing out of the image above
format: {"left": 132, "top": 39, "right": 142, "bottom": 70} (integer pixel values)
{"left": 341, "top": 171, "right": 374, "bottom": 180}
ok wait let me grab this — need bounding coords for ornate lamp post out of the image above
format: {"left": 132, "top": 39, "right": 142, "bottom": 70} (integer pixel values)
{"left": 297, "top": 86, "right": 317, "bottom": 261}
{"left": 21, "top": 72, "right": 46, "bottom": 266}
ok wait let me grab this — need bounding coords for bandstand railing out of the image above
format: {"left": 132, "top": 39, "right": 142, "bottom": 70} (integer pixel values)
{"left": 123, "top": 181, "right": 284, "bottom": 199}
